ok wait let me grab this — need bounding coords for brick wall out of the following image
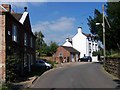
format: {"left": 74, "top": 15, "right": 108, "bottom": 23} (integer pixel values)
{"left": 54, "top": 47, "right": 70, "bottom": 63}
{"left": 0, "top": 14, "right": 6, "bottom": 82}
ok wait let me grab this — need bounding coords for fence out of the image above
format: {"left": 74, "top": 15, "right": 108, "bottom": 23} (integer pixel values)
{"left": 104, "top": 57, "right": 120, "bottom": 78}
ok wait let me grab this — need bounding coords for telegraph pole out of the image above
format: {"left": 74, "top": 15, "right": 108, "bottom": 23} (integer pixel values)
{"left": 102, "top": 4, "right": 106, "bottom": 64}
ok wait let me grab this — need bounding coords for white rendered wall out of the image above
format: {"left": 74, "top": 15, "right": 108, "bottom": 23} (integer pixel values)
{"left": 63, "top": 38, "right": 72, "bottom": 47}
{"left": 72, "top": 28, "right": 87, "bottom": 58}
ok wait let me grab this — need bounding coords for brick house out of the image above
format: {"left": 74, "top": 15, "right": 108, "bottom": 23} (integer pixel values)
{"left": 0, "top": 4, "right": 36, "bottom": 82}
{"left": 53, "top": 46, "right": 80, "bottom": 63}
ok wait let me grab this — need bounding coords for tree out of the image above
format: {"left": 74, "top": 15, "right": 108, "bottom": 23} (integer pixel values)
{"left": 106, "top": 2, "right": 120, "bottom": 50}
{"left": 46, "top": 41, "right": 58, "bottom": 56}
{"left": 34, "top": 31, "right": 45, "bottom": 50}
{"left": 34, "top": 31, "right": 45, "bottom": 56}
{"left": 87, "top": 2, "right": 120, "bottom": 51}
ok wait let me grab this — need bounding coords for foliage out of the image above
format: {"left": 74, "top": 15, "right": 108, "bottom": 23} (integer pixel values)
{"left": 1, "top": 83, "right": 12, "bottom": 90}
{"left": 87, "top": 2, "right": 120, "bottom": 52}
{"left": 34, "top": 31, "right": 58, "bottom": 57}
{"left": 34, "top": 31, "right": 45, "bottom": 50}
{"left": 92, "top": 50, "right": 103, "bottom": 56}
{"left": 47, "top": 41, "right": 58, "bottom": 56}
{"left": 92, "top": 51, "right": 98, "bottom": 56}
{"left": 6, "top": 47, "right": 21, "bottom": 83}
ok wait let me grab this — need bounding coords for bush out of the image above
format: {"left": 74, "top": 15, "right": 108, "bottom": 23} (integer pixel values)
{"left": 92, "top": 51, "right": 98, "bottom": 56}
{"left": 6, "top": 54, "right": 21, "bottom": 83}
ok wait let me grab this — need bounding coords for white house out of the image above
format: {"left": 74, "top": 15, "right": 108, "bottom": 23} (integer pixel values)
{"left": 63, "top": 38, "right": 72, "bottom": 47}
{"left": 63, "top": 27, "right": 99, "bottom": 62}
{"left": 73, "top": 27, "right": 99, "bottom": 57}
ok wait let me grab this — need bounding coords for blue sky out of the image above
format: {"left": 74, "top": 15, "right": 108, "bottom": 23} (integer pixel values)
{"left": 9, "top": 2, "right": 106, "bottom": 45}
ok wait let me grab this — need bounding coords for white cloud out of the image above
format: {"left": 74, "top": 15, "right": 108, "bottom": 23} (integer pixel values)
{"left": 1, "top": 2, "right": 44, "bottom": 9}
{"left": 32, "top": 17, "right": 76, "bottom": 45}
{"left": 33, "top": 17, "right": 75, "bottom": 32}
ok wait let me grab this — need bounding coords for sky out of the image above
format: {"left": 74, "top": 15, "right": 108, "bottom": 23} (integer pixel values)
{"left": 2, "top": 2, "right": 106, "bottom": 45}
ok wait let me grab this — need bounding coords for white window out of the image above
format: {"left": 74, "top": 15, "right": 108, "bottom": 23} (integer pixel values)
{"left": 8, "top": 31, "right": 11, "bottom": 35}
{"left": 12, "top": 25, "right": 17, "bottom": 42}
{"left": 24, "top": 54, "right": 27, "bottom": 67}
{"left": 24, "top": 33, "right": 27, "bottom": 46}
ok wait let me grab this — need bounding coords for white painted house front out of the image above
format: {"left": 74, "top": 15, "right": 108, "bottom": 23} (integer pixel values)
{"left": 63, "top": 27, "right": 99, "bottom": 62}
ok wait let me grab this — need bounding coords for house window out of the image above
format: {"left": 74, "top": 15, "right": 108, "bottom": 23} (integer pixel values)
{"left": 59, "top": 52, "right": 63, "bottom": 57}
{"left": 24, "top": 54, "right": 27, "bottom": 67}
{"left": 24, "top": 33, "right": 27, "bottom": 46}
{"left": 30, "top": 37, "right": 33, "bottom": 48}
{"left": 95, "top": 44, "right": 97, "bottom": 51}
{"left": 89, "top": 43, "right": 91, "bottom": 50}
{"left": 31, "top": 54, "right": 33, "bottom": 65}
{"left": 8, "top": 31, "right": 11, "bottom": 35}
{"left": 12, "top": 25, "right": 17, "bottom": 42}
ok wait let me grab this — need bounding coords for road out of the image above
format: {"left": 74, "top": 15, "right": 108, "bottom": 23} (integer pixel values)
{"left": 31, "top": 62, "right": 119, "bottom": 88}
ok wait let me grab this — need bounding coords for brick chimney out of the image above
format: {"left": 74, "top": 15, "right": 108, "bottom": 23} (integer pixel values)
{"left": 2, "top": 4, "right": 11, "bottom": 12}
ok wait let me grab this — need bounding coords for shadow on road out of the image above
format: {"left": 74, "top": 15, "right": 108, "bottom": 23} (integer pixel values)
{"left": 113, "top": 79, "right": 120, "bottom": 89}
{"left": 93, "top": 62, "right": 103, "bottom": 65}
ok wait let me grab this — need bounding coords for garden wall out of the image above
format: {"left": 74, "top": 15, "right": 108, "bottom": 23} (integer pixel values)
{"left": 104, "top": 57, "right": 120, "bottom": 79}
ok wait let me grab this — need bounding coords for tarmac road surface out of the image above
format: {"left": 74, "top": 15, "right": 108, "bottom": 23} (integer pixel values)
{"left": 31, "top": 62, "right": 119, "bottom": 89}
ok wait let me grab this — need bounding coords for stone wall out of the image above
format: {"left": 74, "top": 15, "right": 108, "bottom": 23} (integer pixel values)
{"left": 104, "top": 57, "right": 120, "bottom": 79}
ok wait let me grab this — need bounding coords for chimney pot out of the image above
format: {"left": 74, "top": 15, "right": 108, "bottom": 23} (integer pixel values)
{"left": 24, "top": 7, "right": 27, "bottom": 12}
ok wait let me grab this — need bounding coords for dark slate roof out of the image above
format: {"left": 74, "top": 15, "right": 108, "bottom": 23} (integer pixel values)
{"left": 62, "top": 46, "right": 80, "bottom": 54}
{"left": 11, "top": 13, "right": 22, "bottom": 21}
{"left": 82, "top": 33, "right": 91, "bottom": 37}
{"left": 82, "top": 33, "right": 95, "bottom": 38}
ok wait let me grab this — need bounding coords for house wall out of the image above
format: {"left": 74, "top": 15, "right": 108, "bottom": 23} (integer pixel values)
{"left": 87, "top": 39, "right": 99, "bottom": 57}
{"left": 63, "top": 38, "right": 72, "bottom": 47}
{"left": 54, "top": 47, "right": 70, "bottom": 63}
{"left": 72, "top": 27, "right": 87, "bottom": 58}
{"left": 72, "top": 27, "right": 99, "bottom": 59}
{"left": 0, "top": 9, "right": 36, "bottom": 82}
{"left": 0, "top": 14, "right": 6, "bottom": 82}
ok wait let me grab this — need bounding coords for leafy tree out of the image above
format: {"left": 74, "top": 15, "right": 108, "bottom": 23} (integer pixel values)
{"left": 34, "top": 31, "right": 58, "bottom": 56}
{"left": 34, "top": 31, "right": 45, "bottom": 56}
{"left": 106, "top": 2, "right": 120, "bottom": 50}
{"left": 87, "top": 2, "right": 120, "bottom": 51}
{"left": 49, "top": 41, "right": 58, "bottom": 56}
{"left": 34, "top": 31, "right": 45, "bottom": 50}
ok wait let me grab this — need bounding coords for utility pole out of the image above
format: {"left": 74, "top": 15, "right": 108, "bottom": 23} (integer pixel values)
{"left": 102, "top": 4, "right": 106, "bottom": 64}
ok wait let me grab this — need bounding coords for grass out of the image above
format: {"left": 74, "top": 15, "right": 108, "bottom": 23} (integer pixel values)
{"left": 0, "top": 83, "right": 12, "bottom": 90}
{"left": 107, "top": 52, "right": 120, "bottom": 58}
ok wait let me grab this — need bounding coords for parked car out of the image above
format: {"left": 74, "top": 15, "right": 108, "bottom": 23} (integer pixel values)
{"left": 80, "top": 56, "right": 92, "bottom": 62}
{"left": 35, "top": 60, "right": 53, "bottom": 69}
